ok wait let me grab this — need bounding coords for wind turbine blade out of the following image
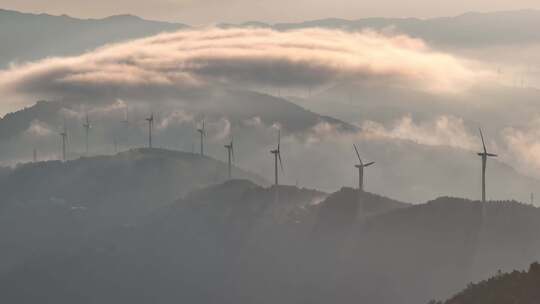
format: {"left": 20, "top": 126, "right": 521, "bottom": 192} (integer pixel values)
{"left": 277, "top": 130, "right": 281, "bottom": 151}
{"left": 231, "top": 137, "right": 235, "bottom": 162}
{"left": 365, "top": 162, "right": 375, "bottom": 167}
{"left": 487, "top": 153, "right": 498, "bottom": 157}
{"left": 278, "top": 153, "right": 284, "bottom": 172}
{"left": 353, "top": 144, "right": 363, "bottom": 164}
{"left": 479, "top": 128, "right": 487, "bottom": 154}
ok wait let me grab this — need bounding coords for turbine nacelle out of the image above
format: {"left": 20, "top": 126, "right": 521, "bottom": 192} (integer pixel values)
{"left": 477, "top": 152, "right": 498, "bottom": 157}
{"left": 355, "top": 162, "right": 375, "bottom": 168}
{"left": 271, "top": 130, "right": 284, "bottom": 185}
{"left": 83, "top": 115, "right": 92, "bottom": 129}
{"left": 197, "top": 120, "right": 206, "bottom": 136}
{"left": 478, "top": 128, "right": 497, "bottom": 158}
{"left": 477, "top": 128, "right": 498, "bottom": 202}
{"left": 225, "top": 138, "right": 235, "bottom": 160}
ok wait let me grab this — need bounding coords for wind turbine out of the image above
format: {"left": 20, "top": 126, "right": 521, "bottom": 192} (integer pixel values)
{"left": 353, "top": 144, "right": 375, "bottom": 192}
{"left": 122, "top": 105, "right": 129, "bottom": 126}
{"left": 33, "top": 148, "right": 37, "bottom": 163}
{"left": 83, "top": 114, "right": 91, "bottom": 155}
{"left": 224, "top": 137, "right": 235, "bottom": 179}
{"left": 477, "top": 128, "right": 497, "bottom": 202}
{"left": 121, "top": 105, "right": 130, "bottom": 149}
{"left": 197, "top": 120, "right": 206, "bottom": 156}
{"left": 145, "top": 113, "right": 154, "bottom": 148}
{"left": 270, "top": 130, "right": 284, "bottom": 185}
{"left": 59, "top": 123, "right": 68, "bottom": 161}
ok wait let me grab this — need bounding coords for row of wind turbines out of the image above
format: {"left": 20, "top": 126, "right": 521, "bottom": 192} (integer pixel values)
{"left": 264, "top": 127, "right": 497, "bottom": 203}
{"left": 55, "top": 111, "right": 498, "bottom": 202}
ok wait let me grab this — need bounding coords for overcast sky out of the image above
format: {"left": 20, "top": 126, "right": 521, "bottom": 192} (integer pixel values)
{"left": 2, "top": 0, "right": 540, "bottom": 24}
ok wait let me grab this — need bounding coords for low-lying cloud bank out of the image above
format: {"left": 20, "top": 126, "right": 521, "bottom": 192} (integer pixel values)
{"left": 362, "top": 115, "right": 478, "bottom": 151}
{"left": 0, "top": 27, "right": 491, "bottom": 115}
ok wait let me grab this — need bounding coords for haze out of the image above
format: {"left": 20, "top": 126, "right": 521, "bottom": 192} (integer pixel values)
{"left": 3, "top": 0, "right": 540, "bottom": 23}
{"left": 2, "top": 1, "right": 540, "bottom": 304}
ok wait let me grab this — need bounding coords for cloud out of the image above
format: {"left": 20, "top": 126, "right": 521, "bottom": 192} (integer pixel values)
{"left": 502, "top": 119, "right": 540, "bottom": 175}
{"left": 0, "top": 28, "right": 491, "bottom": 114}
{"left": 156, "top": 110, "right": 196, "bottom": 130}
{"left": 361, "top": 115, "right": 478, "bottom": 150}
{"left": 24, "top": 120, "right": 56, "bottom": 137}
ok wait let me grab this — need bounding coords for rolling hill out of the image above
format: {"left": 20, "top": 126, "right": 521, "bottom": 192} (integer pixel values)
{"left": 1, "top": 177, "right": 538, "bottom": 304}
{"left": 0, "top": 148, "right": 266, "bottom": 273}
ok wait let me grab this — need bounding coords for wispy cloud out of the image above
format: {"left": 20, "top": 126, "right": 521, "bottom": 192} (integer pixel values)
{"left": 24, "top": 120, "right": 55, "bottom": 137}
{"left": 361, "top": 115, "right": 478, "bottom": 150}
{"left": 503, "top": 119, "right": 540, "bottom": 175}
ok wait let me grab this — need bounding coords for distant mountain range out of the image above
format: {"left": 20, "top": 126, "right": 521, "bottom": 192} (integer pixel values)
{"left": 3, "top": 8, "right": 540, "bottom": 68}
{"left": 0, "top": 177, "right": 539, "bottom": 304}
{"left": 221, "top": 10, "right": 540, "bottom": 48}
{"left": 0, "top": 8, "right": 186, "bottom": 67}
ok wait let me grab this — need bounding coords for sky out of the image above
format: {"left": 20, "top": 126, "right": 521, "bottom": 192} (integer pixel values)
{"left": 2, "top": 0, "right": 540, "bottom": 24}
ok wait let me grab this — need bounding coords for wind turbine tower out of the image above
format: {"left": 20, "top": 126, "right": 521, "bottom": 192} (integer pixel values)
{"left": 33, "top": 148, "right": 37, "bottom": 163}
{"left": 477, "top": 128, "right": 497, "bottom": 202}
{"left": 197, "top": 120, "right": 206, "bottom": 156}
{"left": 122, "top": 106, "right": 129, "bottom": 149}
{"left": 224, "top": 137, "right": 235, "bottom": 179}
{"left": 60, "top": 125, "right": 68, "bottom": 161}
{"left": 270, "top": 130, "right": 284, "bottom": 185}
{"left": 83, "top": 114, "right": 91, "bottom": 155}
{"left": 353, "top": 144, "right": 375, "bottom": 192}
{"left": 145, "top": 113, "right": 154, "bottom": 148}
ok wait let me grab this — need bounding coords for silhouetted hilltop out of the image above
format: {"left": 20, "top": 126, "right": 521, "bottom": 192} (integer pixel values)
{"left": 1, "top": 147, "right": 266, "bottom": 207}
{"left": 313, "top": 187, "right": 409, "bottom": 235}
{"left": 0, "top": 90, "right": 355, "bottom": 158}
{"left": 0, "top": 148, "right": 265, "bottom": 274}
{"left": 0, "top": 9, "right": 186, "bottom": 67}
{"left": 0, "top": 100, "right": 62, "bottom": 140}
{"left": 359, "top": 197, "right": 540, "bottom": 303}
{"left": 319, "top": 187, "right": 409, "bottom": 217}
{"left": 437, "top": 262, "right": 540, "bottom": 304}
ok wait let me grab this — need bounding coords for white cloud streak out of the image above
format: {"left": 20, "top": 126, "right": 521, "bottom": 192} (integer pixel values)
{"left": 361, "top": 115, "right": 478, "bottom": 150}
{"left": 503, "top": 119, "right": 540, "bottom": 176}
{"left": 0, "top": 27, "right": 491, "bottom": 115}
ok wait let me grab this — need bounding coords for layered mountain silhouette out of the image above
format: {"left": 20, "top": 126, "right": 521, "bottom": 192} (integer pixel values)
{"left": 221, "top": 9, "right": 540, "bottom": 48}
{"left": 3, "top": 87, "right": 540, "bottom": 204}
{"left": 1, "top": 177, "right": 538, "bottom": 304}
{"left": 0, "top": 9, "right": 186, "bottom": 67}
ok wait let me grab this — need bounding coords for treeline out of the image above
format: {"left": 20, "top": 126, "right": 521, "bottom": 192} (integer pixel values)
{"left": 431, "top": 262, "right": 540, "bottom": 304}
